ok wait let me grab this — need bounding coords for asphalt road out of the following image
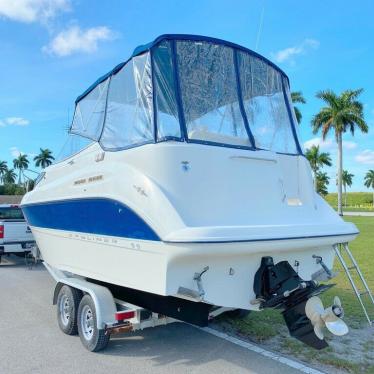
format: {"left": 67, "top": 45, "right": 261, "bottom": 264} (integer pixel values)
{"left": 0, "top": 256, "right": 309, "bottom": 374}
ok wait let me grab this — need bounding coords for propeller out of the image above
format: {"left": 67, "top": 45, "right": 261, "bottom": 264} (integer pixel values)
{"left": 305, "top": 296, "right": 349, "bottom": 340}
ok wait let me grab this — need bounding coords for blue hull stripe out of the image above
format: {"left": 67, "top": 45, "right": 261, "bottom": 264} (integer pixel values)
{"left": 21, "top": 198, "right": 160, "bottom": 241}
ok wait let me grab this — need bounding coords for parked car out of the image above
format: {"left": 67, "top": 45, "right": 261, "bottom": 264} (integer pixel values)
{"left": 0, "top": 204, "right": 35, "bottom": 263}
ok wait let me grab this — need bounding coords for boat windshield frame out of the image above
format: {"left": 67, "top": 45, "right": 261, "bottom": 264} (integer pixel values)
{"left": 69, "top": 35, "right": 303, "bottom": 157}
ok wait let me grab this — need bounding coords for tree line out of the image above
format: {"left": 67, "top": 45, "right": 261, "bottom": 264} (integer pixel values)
{"left": 292, "top": 89, "right": 374, "bottom": 212}
{"left": 0, "top": 148, "right": 54, "bottom": 195}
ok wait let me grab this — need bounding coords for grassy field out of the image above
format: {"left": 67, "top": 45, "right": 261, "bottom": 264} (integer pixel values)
{"left": 325, "top": 192, "right": 374, "bottom": 212}
{"left": 217, "top": 216, "right": 374, "bottom": 373}
{"left": 341, "top": 207, "right": 374, "bottom": 212}
{"left": 323, "top": 216, "right": 374, "bottom": 321}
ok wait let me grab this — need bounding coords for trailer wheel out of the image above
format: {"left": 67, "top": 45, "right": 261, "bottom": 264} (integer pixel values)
{"left": 77, "top": 294, "right": 110, "bottom": 352}
{"left": 57, "top": 285, "right": 82, "bottom": 335}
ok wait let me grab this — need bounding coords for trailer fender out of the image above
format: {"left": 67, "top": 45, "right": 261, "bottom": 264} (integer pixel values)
{"left": 46, "top": 263, "right": 117, "bottom": 329}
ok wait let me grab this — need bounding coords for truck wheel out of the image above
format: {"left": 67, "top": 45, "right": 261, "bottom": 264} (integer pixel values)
{"left": 77, "top": 294, "right": 110, "bottom": 352}
{"left": 57, "top": 285, "right": 82, "bottom": 335}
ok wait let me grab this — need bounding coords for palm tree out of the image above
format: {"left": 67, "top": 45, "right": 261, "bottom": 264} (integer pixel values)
{"left": 3, "top": 168, "right": 17, "bottom": 184}
{"left": 13, "top": 154, "right": 29, "bottom": 185}
{"left": 316, "top": 171, "right": 330, "bottom": 196}
{"left": 291, "top": 91, "right": 306, "bottom": 124}
{"left": 34, "top": 148, "right": 55, "bottom": 169}
{"left": 312, "top": 89, "right": 368, "bottom": 216}
{"left": 341, "top": 170, "right": 354, "bottom": 207}
{"left": 0, "top": 160, "right": 8, "bottom": 184}
{"left": 364, "top": 170, "right": 374, "bottom": 208}
{"left": 305, "top": 145, "right": 332, "bottom": 191}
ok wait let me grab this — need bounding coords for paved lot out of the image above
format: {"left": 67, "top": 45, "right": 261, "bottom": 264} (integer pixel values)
{"left": 0, "top": 256, "right": 308, "bottom": 374}
{"left": 343, "top": 211, "right": 374, "bottom": 216}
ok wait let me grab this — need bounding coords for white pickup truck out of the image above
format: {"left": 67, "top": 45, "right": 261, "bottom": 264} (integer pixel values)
{"left": 0, "top": 204, "right": 35, "bottom": 263}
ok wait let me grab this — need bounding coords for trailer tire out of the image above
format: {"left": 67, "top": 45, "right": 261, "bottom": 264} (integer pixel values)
{"left": 77, "top": 294, "right": 110, "bottom": 352}
{"left": 57, "top": 285, "right": 82, "bottom": 335}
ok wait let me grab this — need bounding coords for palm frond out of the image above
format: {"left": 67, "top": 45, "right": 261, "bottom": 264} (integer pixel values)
{"left": 291, "top": 91, "right": 306, "bottom": 104}
{"left": 316, "top": 90, "right": 339, "bottom": 108}
{"left": 294, "top": 107, "right": 302, "bottom": 124}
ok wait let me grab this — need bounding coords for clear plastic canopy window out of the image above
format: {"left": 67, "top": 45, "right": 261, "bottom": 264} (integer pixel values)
{"left": 69, "top": 37, "right": 301, "bottom": 155}
{"left": 176, "top": 41, "right": 250, "bottom": 147}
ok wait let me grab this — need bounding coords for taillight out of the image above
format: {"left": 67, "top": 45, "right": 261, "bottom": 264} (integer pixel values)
{"left": 115, "top": 310, "right": 135, "bottom": 321}
{"left": 0, "top": 225, "right": 4, "bottom": 239}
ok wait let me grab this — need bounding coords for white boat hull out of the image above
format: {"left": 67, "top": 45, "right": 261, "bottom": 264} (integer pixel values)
{"left": 31, "top": 225, "right": 356, "bottom": 309}
{"left": 23, "top": 142, "right": 359, "bottom": 310}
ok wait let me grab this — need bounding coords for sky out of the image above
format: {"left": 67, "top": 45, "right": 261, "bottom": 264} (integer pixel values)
{"left": 0, "top": 0, "right": 373, "bottom": 191}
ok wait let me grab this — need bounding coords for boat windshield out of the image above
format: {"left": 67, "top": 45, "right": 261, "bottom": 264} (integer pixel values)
{"left": 69, "top": 36, "right": 301, "bottom": 155}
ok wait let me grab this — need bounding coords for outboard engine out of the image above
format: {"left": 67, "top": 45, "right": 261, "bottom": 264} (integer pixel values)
{"left": 253, "top": 256, "right": 348, "bottom": 349}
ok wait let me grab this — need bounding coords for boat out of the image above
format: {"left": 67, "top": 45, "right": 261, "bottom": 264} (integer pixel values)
{"left": 21, "top": 34, "right": 359, "bottom": 349}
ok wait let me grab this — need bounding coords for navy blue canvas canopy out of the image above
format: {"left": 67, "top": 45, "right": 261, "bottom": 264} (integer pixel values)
{"left": 69, "top": 34, "right": 302, "bottom": 155}
{"left": 75, "top": 34, "right": 289, "bottom": 104}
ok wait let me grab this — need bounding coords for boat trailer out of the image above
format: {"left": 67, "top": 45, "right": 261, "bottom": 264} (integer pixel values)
{"left": 44, "top": 263, "right": 231, "bottom": 352}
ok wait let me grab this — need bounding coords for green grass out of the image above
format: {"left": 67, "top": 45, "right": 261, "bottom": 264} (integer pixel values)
{"left": 342, "top": 207, "right": 374, "bottom": 212}
{"left": 317, "top": 356, "right": 367, "bottom": 374}
{"left": 219, "top": 309, "right": 282, "bottom": 341}
{"left": 278, "top": 339, "right": 370, "bottom": 373}
{"left": 323, "top": 216, "right": 374, "bottom": 323}
{"left": 217, "top": 216, "right": 374, "bottom": 373}
{"left": 325, "top": 192, "right": 374, "bottom": 212}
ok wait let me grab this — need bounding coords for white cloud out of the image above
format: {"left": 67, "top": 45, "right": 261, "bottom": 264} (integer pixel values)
{"left": 5, "top": 117, "right": 30, "bottom": 126}
{"left": 10, "top": 147, "right": 36, "bottom": 161}
{"left": 355, "top": 150, "right": 374, "bottom": 165}
{"left": 10, "top": 147, "right": 24, "bottom": 158}
{"left": 304, "top": 137, "right": 333, "bottom": 150}
{"left": 304, "top": 137, "right": 357, "bottom": 151}
{"left": 0, "top": 0, "right": 70, "bottom": 23}
{"left": 272, "top": 39, "right": 319, "bottom": 64}
{"left": 0, "top": 117, "right": 30, "bottom": 127}
{"left": 43, "top": 25, "right": 116, "bottom": 56}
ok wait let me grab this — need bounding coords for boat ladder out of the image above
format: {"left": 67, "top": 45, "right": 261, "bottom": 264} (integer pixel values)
{"left": 333, "top": 243, "right": 374, "bottom": 325}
